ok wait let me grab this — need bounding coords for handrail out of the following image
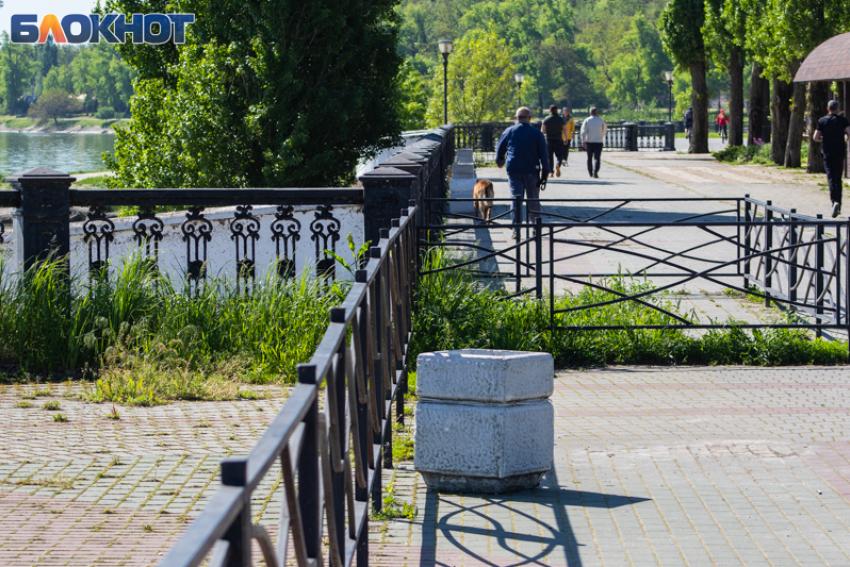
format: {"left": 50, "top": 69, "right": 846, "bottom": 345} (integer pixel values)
{"left": 161, "top": 200, "right": 418, "bottom": 567}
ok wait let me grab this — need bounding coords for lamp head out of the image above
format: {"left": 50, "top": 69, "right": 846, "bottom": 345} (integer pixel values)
{"left": 438, "top": 40, "right": 453, "bottom": 58}
{"left": 514, "top": 73, "right": 525, "bottom": 85}
{"left": 665, "top": 71, "right": 673, "bottom": 83}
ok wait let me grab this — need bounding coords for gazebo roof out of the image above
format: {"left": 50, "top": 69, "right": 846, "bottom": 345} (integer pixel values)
{"left": 795, "top": 33, "right": 850, "bottom": 82}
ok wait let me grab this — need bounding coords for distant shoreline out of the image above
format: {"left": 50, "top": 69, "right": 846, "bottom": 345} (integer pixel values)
{"left": 0, "top": 117, "right": 126, "bottom": 135}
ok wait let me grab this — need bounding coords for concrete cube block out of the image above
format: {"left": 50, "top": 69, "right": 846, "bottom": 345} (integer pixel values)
{"left": 414, "top": 399, "right": 554, "bottom": 493}
{"left": 456, "top": 148, "right": 474, "bottom": 164}
{"left": 417, "top": 350, "right": 554, "bottom": 403}
{"left": 452, "top": 163, "right": 475, "bottom": 179}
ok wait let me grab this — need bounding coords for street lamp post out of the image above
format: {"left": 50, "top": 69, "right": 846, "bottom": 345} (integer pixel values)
{"left": 665, "top": 71, "right": 674, "bottom": 122}
{"left": 514, "top": 73, "right": 524, "bottom": 109}
{"left": 438, "top": 40, "right": 453, "bottom": 124}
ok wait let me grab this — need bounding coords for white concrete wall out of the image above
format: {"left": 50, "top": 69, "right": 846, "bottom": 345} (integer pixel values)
{"left": 0, "top": 203, "right": 364, "bottom": 285}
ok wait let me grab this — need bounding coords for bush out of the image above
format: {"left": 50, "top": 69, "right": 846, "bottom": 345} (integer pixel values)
{"left": 95, "top": 106, "right": 116, "bottom": 120}
{"left": 410, "top": 249, "right": 848, "bottom": 367}
{"left": 713, "top": 140, "right": 772, "bottom": 165}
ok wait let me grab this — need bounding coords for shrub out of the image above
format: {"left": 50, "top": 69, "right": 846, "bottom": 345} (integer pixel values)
{"left": 712, "top": 140, "right": 772, "bottom": 165}
{"left": 95, "top": 106, "right": 116, "bottom": 120}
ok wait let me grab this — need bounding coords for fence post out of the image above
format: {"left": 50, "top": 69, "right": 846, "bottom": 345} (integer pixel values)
{"left": 789, "top": 209, "right": 798, "bottom": 307}
{"left": 220, "top": 458, "right": 251, "bottom": 567}
{"left": 743, "top": 197, "right": 752, "bottom": 289}
{"left": 664, "top": 122, "right": 676, "bottom": 151}
{"left": 360, "top": 167, "right": 416, "bottom": 245}
{"left": 846, "top": 220, "right": 850, "bottom": 360}
{"left": 816, "top": 215, "right": 824, "bottom": 338}
{"left": 535, "top": 217, "right": 543, "bottom": 300}
{"left": 296, "top": 364, "right": 321, "bottom": 563}
{"left": 764, "top": 203, "right": 773, "bottom": 307}
{"left": 7, "top": 167, "right": 74, "bottom": 272}
{"left": 625, "top": 122, "right": 639, "bottom": 151}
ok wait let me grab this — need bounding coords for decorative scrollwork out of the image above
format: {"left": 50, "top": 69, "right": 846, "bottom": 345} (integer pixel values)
{"left": 132, "top": 207, "right": 164, "bottom": 261}
{"left": 272, "top": 205, "right": 301, "bottom": 279}
{"left": 181, "top": 207, "right": 213, "bottom": 282}
{"left": 83, "top": 206, "right": 115, "bottom": 277}
{"left": 311, "top": 204, "right": 341, "bottom": 280}
{"left": 230, "top": 205, "right": 261, "bottom": 282}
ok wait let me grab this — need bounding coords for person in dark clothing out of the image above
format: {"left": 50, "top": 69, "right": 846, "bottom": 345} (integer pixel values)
{"left": 541, "top": 104, "right": 566, "bottom": 179}
{"left": 684, "top": 107, "right": 694, "bottom": 139}
{"left": 814, "top": 100, "right": 850, "bottom": 218}
{"left": 496, "top": 106, "right": 549, "bottom": 239}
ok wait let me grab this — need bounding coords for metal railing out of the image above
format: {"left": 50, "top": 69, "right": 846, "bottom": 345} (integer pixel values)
{"left": 419, "top": 196, "right": 850, "bottom": 344}
{"left": 453, "top": 121, "right": 674, "bottom": 162}
{"left": 161, "top": 201, "right": 417, "bottom": 567}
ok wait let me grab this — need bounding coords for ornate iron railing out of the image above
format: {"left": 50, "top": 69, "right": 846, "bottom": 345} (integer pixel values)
{"left": 420, "top": 196, "right": 850, "bottom": 345}
{"left": 161, "top": 201, "right": 417, "bottom": 567}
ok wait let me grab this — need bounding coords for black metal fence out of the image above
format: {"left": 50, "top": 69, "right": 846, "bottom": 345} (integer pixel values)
{"left": 419, "top": 195, "right": 850, "bottom": 344}
{"left": 454, "top": 120, "right": 675, "bottom": 162}
{"left": 160, "top": 202, "right": 417, "bottom": 567}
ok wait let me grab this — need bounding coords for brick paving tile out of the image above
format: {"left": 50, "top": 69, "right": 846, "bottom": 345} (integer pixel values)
{"left": 371, "top": 366, "right": 850, "bottom": 567}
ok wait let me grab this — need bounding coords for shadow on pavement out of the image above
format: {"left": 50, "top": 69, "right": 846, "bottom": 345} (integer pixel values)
{"left": 421, "top": 466, "right": 650, "bottom": 567}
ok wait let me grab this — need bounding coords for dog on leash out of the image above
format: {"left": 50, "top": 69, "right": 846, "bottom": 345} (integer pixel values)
{"left": 473, "top": 179, "right": 494, "bottom": 221}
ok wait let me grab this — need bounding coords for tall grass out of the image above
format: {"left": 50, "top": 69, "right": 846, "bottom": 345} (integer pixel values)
{"left": 410, "top": 249, "right": 848, "bottom": 367}
{"left": 0, "top": 253, "right": 344, "bottom": 383}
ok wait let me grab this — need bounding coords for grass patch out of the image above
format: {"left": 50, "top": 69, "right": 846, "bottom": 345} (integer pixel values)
{"left": 411, "top": 249, "right": 848, "bottom": 367}
{"left": 15, "top": 400, "right": 32, "bottom": 408}
{"left": 72, "top": 175, "right": 112, "bottom": 189}
{"left": 0, "top": 254, "right": 345, "bottom": 402}
{"left": 52, "top": 413, "right": 68, "bottom": 422}
{"left": 371, "top": 481, "right": 417, "bottom": 521}
{"left": 42, "top": 400, "right": 61, "bottom": 410}
{"left": 4, "top": 477, "right": 74, "bottom": 489}
{"left": 712, "top": 142, "right": 773, "bottom": 165}
{"left": 392, "top": 423, "right": 415, "bottom": 462}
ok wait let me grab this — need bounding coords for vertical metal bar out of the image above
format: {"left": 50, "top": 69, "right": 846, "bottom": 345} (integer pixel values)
{"left": 296, "top": 364, "right": 320, "bottom": 562}
{"left": 744, "top": 196, "right": 752, "bottom": 289}
{"left": 535, "top": 217, "right": 543, "bottom": 300}
{"left": 549, "top": 225, "right": 555, "bottom": 329}
{"left": 845, "top": 220, "right": 850, "bottom": 359}
{"left": 789, "top": 210, "right": 798, "bottom": 307}
{"left": 220, "top": 458, "right": 250, "bottom": 567}
{"left": 736, "top": 198, "right": 742, "bottom": 277}
{"left": 764, "top": 203, "right": 773, "bottom": 307}
{"left": 816, "top": 215, "right": 825, "bottom": 339}
{"left": 329, "top": 309, "right": 347, "bottom": 557}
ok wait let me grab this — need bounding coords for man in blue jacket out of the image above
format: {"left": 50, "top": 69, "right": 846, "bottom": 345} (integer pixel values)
{"left": 496, "top": 106, "right": 549, "bottom": 239}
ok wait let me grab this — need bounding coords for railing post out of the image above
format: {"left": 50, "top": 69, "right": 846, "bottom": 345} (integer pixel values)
{"left": 220, "top": 458, "right": 251, "bottom": 567}
{"left": 816, "top": 215, "right": 825, "bottom": 338}
{"left": 664, "top": 122, "right": 676, "bottom": 151}
{"left": 845, "top": 219, "right": 850, "bottom": 360}
{"left": 535, "top": 217, "right": 543, "bottom": 300}
{"left": 764, "top": 203, "right": 773, "bottom": 307}
{"left": 7, "top": 167, "right": 74, "bottom": 273}
{"left": 789, "top": 209, "right": 798, "bottom": 307}
{"left": 744, "top": 197, "right": 752, "bottom": 289}
{"left": 359, "top": 167, "right": 417, "bottom": 245}
{"left": 329, "top": 308, "right": 347, "bottom": 556}
{"left": 296, "top": 364, "right": 321, "bottom": 563}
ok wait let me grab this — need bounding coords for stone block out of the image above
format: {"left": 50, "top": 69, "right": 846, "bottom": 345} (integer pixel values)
{"left": 456, "top": 148, "right": 474, "bottom": 164}
{"left": 452, "top": 163, "right": 475, "bottom": 179}
{"left": 417, "top": 350, "right": 554, "bottom": 403}
{"left": 414, "top": 399, "right": 554, "bottom": 493}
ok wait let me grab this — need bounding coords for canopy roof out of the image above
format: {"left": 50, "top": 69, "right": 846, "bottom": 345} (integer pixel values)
{"left": 795, "top": 33, "right": 850, "bottom": 82}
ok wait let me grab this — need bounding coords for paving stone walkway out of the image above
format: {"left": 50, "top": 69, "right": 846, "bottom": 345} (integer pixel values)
{"left": 373, "top": 366, "right": 850, "bottom": 567}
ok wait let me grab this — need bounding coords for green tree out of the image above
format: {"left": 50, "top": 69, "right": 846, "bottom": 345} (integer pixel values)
{"left": 397, "top": 59, "right": 429, "bottom": 130}
{"left": 28, "top": 89, "right": 78, "bottom": 125}
{"left": 661, "top": 0, "right": 710, "bottom": 153}
{"left": 104, "top": 0, "right": 403, "bottom": 189}
{"left": 606, "top": 14, "right": 672, "bottom": 108}
{"left": 0, "top": 33, "right": 38, "bottom": 114}
{"left": 703, "top": 0, "right": 746, "bottom": 146}
{"left": 425, "top": 28, "right": 517, "bottom": 125}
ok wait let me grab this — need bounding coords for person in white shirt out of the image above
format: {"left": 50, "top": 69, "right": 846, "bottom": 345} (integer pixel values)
{"left": 580, "top": 107, "right": 607, "bottom": 178}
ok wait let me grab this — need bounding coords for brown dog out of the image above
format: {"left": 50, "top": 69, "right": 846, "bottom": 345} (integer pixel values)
{"left": 473, "top": 179, "right": 494, "bottom": 221}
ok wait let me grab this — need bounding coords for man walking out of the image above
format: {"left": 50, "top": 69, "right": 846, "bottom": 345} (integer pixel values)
{"left": 562, "top": 107, "right": 575, "bottom": 166}
{"left": 813, "top": 100, "right": 850, "bottom": 218}
{"left": 541, "top": 104, "right": 566, "bottom": 178}
{"left": 496, "top": 106, "right": 549, "bottom": 239}
{"left": 581, "top": 107, "right": 607, "bottom": 178}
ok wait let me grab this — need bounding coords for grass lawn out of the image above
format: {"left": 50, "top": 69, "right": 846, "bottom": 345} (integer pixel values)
{"left": 0, "top": 114, "right": 129, "bottom": 130}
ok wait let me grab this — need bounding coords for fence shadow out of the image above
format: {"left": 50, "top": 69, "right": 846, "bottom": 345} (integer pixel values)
{"left": 421, "top": 466, "right": 650, "bottom": 567}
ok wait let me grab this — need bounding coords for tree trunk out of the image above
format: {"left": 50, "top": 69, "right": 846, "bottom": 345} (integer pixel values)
{"left": 728, "top": 47, "right": 745, "bottom": 146}
{"left": 770, "top": 78, "right": 793, "bottom": 165}
{"left": 748, "top": 62, "right": 766, "bottom": 146}
{"left": 784, "top": 61, "right": 806, "bottom": 168}
{"left": 689, "top": 60, "right": 710, "bottom": 154}
{"left": 806, "top": 81, "right": 830, "bottom": 173}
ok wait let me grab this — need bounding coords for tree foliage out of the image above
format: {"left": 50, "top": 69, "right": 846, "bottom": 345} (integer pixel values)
{"left": 104, "top": 0, "right": 404, "bottom": 189}
{"left": 424, "top": 28, "right": 517, "bottom": 126}
{"left": 27, "top": 89, "right": 78, "bottom": 125}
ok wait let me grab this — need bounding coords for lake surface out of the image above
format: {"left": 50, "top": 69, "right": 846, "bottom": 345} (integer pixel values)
{"left": 0, "top": 132, "right": 115, "bottom": 176}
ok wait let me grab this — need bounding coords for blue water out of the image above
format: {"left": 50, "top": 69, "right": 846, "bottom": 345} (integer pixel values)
{"left": 0, "top": 132, "right": 115, "bottom": 177}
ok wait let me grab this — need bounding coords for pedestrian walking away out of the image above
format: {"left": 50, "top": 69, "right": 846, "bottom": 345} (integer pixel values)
{"left": 684, "top": 106, "right": 694, "bottom": 139}
{"left": 541, "top": 104, "right": 566, "bottom": 180}
{"left": 716, "top": 109, "right": 729, "bottom": 143}
{"left": 496, "top": 106, "right": 549, "bottom": 239}
{"left": 813, "top": 100, "right": 850, "bottom": 218}
{"left": 562, "top": 107, "right": 575, "bottom": 166}
{"left": 581, "top": 107, "right": 607, "bottom": 178}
